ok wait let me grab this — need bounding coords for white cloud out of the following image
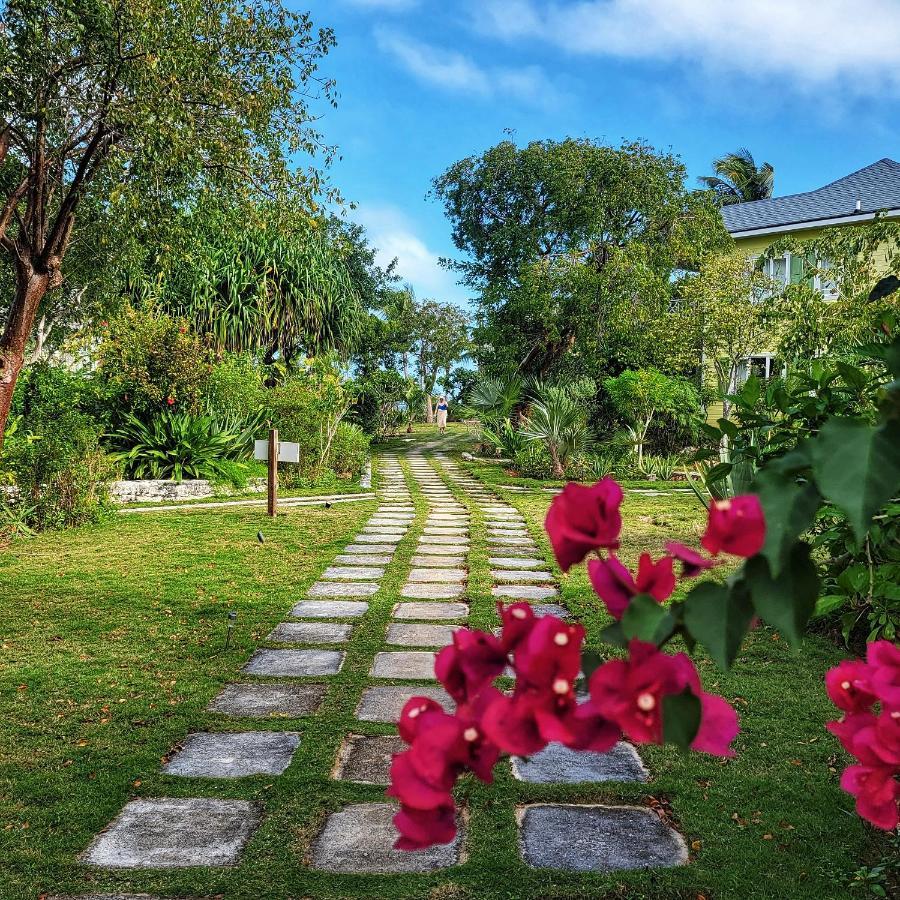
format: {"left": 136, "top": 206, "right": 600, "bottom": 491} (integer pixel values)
{"left": 471, "top": 0, "right": 900, "bottom": 92}
{"left": 374, "top": 28, "right": 564, "bottom": 108}
{"left": 354, "top": 205, "right": 467, "bottom": 303}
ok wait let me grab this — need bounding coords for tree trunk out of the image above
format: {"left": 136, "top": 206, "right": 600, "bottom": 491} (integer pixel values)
{"left": 425, "top": 393, "right": 434, "bottom": 423}
{"left": 0, "top": 263, "right": 51, "bottom": 447}
{"left": 549, "top": 443, "right": 564, "bottom": 479}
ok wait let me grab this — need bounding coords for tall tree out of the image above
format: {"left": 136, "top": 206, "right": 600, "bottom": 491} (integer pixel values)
{"left": 432, "top": 138, "right": 727, "bottom": 382}
{"left": 409, "top": 298, "right": 469, "bottom": 421}
{"left": 699, "top": 148, "right": 775, "bottom": 205}
{"left": 0, "top": 0, "right": 336, "bottom": 443}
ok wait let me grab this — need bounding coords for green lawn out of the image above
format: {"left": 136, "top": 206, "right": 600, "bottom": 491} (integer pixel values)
{"left": 0, "top": 435, "right": 885, "bottom": 899}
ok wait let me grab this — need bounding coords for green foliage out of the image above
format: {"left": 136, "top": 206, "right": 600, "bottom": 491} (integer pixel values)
{"left": 109, "top": 410, "right": 250, "bottom": 484}
{"left": 352, "top": 369, "right": 406, "bottom": 438}
{"left": 479, "top": 419, "right": 530, "bottom": 459}
{"left": 698, "top": 147, "right": 774, "bottom": 205}
{"left": 327, "top": 422, "right": 369, "bottom": 477}
{"left": 640, "top": 453, "right": 683, "bottom": 480}
{"left": 200, "top": 353, "right": 268, "bottom": 427}
{"left": 433, "top": 137, "right": 729, "bottom": 381}
{"left": 519, "top": 383, "right": 592, "bottom": 478}
{"left": 96, "top": 307, "right": 214, "bottom": 414}
{"left": 466, "top": 376, "right": 523, "bottom": 425}
{"left": 1, "top": 363, "right": 113, "bottom": 530}
{"left": 604, "top": 368, "right": 699, "bottom": 467}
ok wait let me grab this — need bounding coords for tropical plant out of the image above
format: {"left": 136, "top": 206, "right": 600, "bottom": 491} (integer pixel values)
{"left": 109, "top": 411, "right": 250, "bottom": 483}
{"left": 699, "top": 148, "right": 775, "bottom": 205}
{"left": 604, "top": 369, "right": 699, "bottom": 469}
{"left": 520, "top": 385, "right": 591, "bottom": 478}
{"left": 0, "top": 0, "right": 337, "bottom": 442}
{"left": 479, "top": 419, "right": 530, "bottom": 459}
{"left": 640, "top": 453, "right": 682, "bottom": 480}
{"left": 465, "top": 376, "right": 523, "bottom": 425}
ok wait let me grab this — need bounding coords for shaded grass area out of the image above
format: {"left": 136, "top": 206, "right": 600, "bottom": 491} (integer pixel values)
{"left": 0, "top": 435, "right": 879, "bottom": 899}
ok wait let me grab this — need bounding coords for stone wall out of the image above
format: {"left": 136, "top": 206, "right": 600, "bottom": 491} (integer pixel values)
{"left": 109, "top": 478, "right": 266, "bottom": 504}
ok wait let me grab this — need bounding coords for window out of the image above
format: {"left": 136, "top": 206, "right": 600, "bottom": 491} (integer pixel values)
{"left": 763, "top": 252, "right": 837, "bottom": 299}
{"left": 736, "top": 354, "right": 784, "bottom": 387}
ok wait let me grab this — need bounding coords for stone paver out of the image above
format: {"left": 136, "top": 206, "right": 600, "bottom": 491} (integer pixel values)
{"left": 407, "top": 567, "right": 467, "bottom": 583}
{"left": 532, "top": 603, "right": 571, "bottom": 618}
{"left": 419, "top": 534, "right": 469, "bottom": 545}
{"left": 307, "top": 582, "right": 379, "bottom": 598}
{"left": 511, "top": 742, "right": 649, "bottom": 783}
{"left": 351, "top": 534, "right": 402, "bottom": 545}
{"left": 415, "top": 544, "right": 467, "bottom": 556}
{"left": 386, "top": 623, "right": 457, "bottom": 647}
{"left": 334, "top": 734, "right": 406, "bottom": 784}
{"left": 321, "top": 566, "right": 385, "bottom": 580}
{"left": 357, "top": 686, "right": 453, "bottom": 723}
{"left": 291, "top": 600, "right": 369, "bottom": 618}
{"left": 267, "top": 622, "right": 352, "bottom": 644}
{"left": 519, "top": 804, "right": 687, "bottom": 871}
{"left": 410, "top": 555, "right": 465, "bottom": 568}
{"left": 492, "top": 569, "right": 553, "bottom": 582}
{"left": 82, "top": 798, "right": 262, "bottom": 868}
{"left": 489, "top": 536, "right": 537, "bottom": 547}
{"left": 492, "top": 584, "right": 557, "bottom": 600}
{"left": 334, "top": 553, "right": 392, "bottom": 566}
{"left": 207, "top": 683, "right": 327, "bottom": 717}
{"left": 370, "top": 651, "right": 436, "bottom": 679}
{"left": 244, "top": 649, "right": 344, "bottom": 677}
{"left": 311, "top": 802, "right": 462, "bottom": 873}
{"left": 490, "top": 556, "right": 545, "bottom": 569}
{"left": 401, "top": 583, "right": 464, "bottom": 599}
{"left": 163, "top": 731, "right": 301, "bottom": 778}
{"left": 393, "top": 601, "right": 468, "bottom": 620}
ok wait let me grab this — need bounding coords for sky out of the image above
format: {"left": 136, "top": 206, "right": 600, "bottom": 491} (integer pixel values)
{"left": 300, "top": 0, "right": 900, "bottom": 308}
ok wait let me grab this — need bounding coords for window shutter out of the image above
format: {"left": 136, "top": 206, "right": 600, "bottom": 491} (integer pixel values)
{"left": 789, "top": 254, "right": 805, "bottom": 284}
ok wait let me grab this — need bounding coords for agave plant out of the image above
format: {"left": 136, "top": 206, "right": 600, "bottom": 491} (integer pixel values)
{"left": 109, "top": 410, "right": 250, "bottom": 482}
{"left": 520, "top": 385, "right": 591, "bottom": 478}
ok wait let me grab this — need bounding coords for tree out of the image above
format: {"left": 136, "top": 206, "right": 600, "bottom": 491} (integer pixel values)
{"left": 520, "top": 383, "right": 592, "bottom": 478}
{"left": 676, "top": 251, "right": 778, "bottom": 421}
{"left": 432, "top": 138, "right": 728, "bottom": 382}
{"left": 409, "top": 298, "right": 470, "bottom": 421}
{"left": 131, "top": 199, "right": 365, "bottom": 366}
{"left": 603, "top": 369, "right": 699, "bottom": 469}
{"left": 699, "top": 148, "right": 775, "bottom": 206}
{"left": 0, "top": 0, "right": 336, "bottom": 444}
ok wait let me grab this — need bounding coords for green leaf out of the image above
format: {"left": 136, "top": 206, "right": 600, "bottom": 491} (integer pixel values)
{"left": 682, "top": 580, "right": 754, "bottom": 671}
{"left": 662, "top": 688, "right": 702, "bottom": 751}
{"left": 581, "top": 650, "right": 604, "bottom": 681}
{"left": 705, "top": 462, "right": 733, "bottom": 485}
{"left": 813, "top": 594, "right": 847, "bottom": 618}
{"left": 717, "top": 418, "right": 739, "bottom": 439}
{"left": 599, "top": 621, "right": 627, "bottom": 648}
{"left": 836, "top": 361, "right": 868, "bottom": 391}
{"left": 811, "top": 419, "right": 900, "bottom": 542}
{"left": 754, "top": 469, "right": 821, "bottom": 577}
{"left": 744, "top": 543, "right": 820, "bottom": 647}
{"left": 620, "top": 594, "right": 673, "bottom": 645}
{"left": 767, "top": 442, "right": 813, "bottom": 477}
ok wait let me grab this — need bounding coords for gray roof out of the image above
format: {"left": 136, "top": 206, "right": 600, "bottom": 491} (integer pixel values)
{"left": 721, "top": 158, "right": 900, "bottom": 235}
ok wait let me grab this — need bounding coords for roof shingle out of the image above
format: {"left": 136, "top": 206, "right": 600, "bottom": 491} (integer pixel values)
{"left": 721, "top": 158, "right": 900, "bottom": 235}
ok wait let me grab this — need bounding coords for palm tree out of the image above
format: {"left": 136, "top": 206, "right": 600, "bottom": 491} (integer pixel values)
{"left": 699, "top": 148, "right": 774, "bottom": 206}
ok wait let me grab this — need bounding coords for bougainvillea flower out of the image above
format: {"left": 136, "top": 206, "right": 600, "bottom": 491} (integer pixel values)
{"left": 692, "top": 691, "right": 740, "bottom": 757}
{"left": 825, "top": 660, "right": 877, "bottom": 713}
{"left": 839, "top": 763, "right": 900, "bottom": 830}
{"left": 480, "top": 691, "right": 547, "bottom": 756}
{"left": 388, "top": 751, "right": 455, "bottom": 810}
{"left": 868, "top": 640, "right": 900, "bottom": 707}
{"left": 588, "top": 556, "right": 636, "bottom": 619}
{"left": 826, "top": 712, "right": 873, "bottom": 757}
{"left": 513, "top": 616, "right": 585, "bottom": 689}
{"left": 545, "top": 478, "right": 623, "bottom": 571}
{"left": 701, "top": 495, "right": 766, "bottom": 558}
{"left": 665, "top": 541, "right": 717, "bottom": 578}
{"left": 435, "top": 629, "right": 507, "bottom": 703}
{"left": 497, "top": 601, "right": 536, "bottom": 652}
{"left": 398, "top": 696, "right": 447, "bottom": 744}
{"left": 588, "top": 553, "right": 676, "bottom": 619}
{"left": 393, "top": 801, "right": 457, "bottom": 850}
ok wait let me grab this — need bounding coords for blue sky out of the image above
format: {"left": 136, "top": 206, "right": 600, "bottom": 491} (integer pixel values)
{"left": 301, "top": 0, "right": 900, "bottom": 307}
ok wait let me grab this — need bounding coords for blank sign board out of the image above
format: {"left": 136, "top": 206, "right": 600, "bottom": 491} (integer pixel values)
{"left": 254, "top": 439, "right": 301, "bottom": 463}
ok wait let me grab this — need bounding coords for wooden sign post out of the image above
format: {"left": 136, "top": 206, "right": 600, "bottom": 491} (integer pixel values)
{"left": 267, "top": 428, "right": 278, "bottom": 517}
{"left": 254, "top": 432, "right": 301, "bottom": 518}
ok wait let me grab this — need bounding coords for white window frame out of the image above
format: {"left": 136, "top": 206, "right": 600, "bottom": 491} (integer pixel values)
{"left": 763, "top": 252, "right": 838, "bottom": 300}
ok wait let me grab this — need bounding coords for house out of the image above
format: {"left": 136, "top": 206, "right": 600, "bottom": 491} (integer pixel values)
{"left": 707, "top": 158, "right": 900, "bottom": 416}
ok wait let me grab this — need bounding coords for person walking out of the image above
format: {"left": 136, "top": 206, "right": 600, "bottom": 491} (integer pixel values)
{"left": 436, "top": 396, "right": 449, "bottom": 434}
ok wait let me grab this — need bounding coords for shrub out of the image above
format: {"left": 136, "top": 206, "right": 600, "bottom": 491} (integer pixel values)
{"left": 202, "top": 353, "right": 267, "bottom": 428}
{"left": 520, "top": 384, "right": 591, "bottom": 478}
{"left": 109, "top": 410, "right": 250, "bottom": 484}
{"left": 96, "top": 306, "right": 214, "bottom": 414}
{"left": 640, "top": 453, "right": 682, "bottom": 480}
{"left": 328, "top": 422, "right": 369, "bottom": 477}
{"left": 2, "top": 363, "right": 113, "bottom": 530}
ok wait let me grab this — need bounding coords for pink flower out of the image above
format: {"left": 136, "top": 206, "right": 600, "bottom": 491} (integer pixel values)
{"left": 393, "top": 802, "right": 457, "bottom": 850}
{"left": 588, "top": 553, "right": 675, "bottom": 619}
{"left": 584, "top": 640, "right": 738, "bottom": 756}
{"left": 545, "top": 479, "right": 623, "bottom": 572}
{"left": 497, "top": 601, "right": 536, "bottom": 652}
{"left": 701, "top": 495, "right": 766, "bottom": 558}
{"left": 166, "top": 396, "right": 175, "bottom": 406}
{"left": 512, "top": 616, "right": 584, "bottom": 690}
{"left": 868, "top": 640, "right": 900, "bottom": 707}
{"left": 435, "top": 629, "right": 507, "bottom": 703}
{"left": 825, "top": 660, "right": 877, "bottom": 713}
{"left": 666, "top": 541, "right": 716, "bottom": 578}
{"left": 397, "top": 696, "right": 446, "bottom": 744}
{"left": 840, "top": 764, "right": 899, "bottom": 830}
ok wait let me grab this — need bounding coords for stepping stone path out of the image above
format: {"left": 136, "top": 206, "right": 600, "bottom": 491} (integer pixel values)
{"left": 81, "top": 445, "right": 686, "bottom": 884}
